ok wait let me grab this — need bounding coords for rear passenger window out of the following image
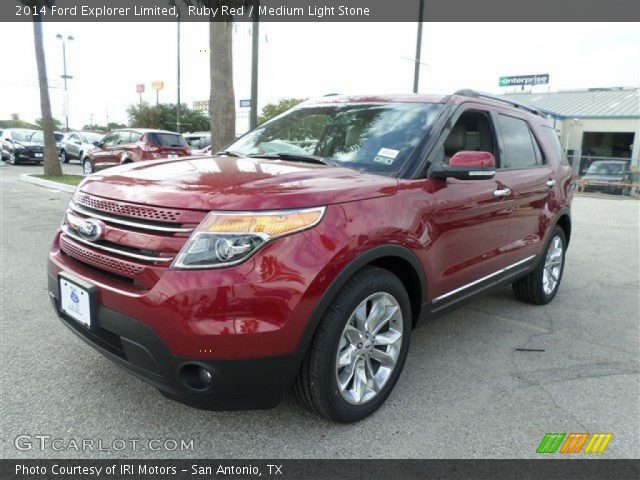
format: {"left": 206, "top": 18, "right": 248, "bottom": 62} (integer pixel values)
{"left": 540, "top": 126, "right": 570, "bottom": 166}
{"left": 498, "top": 115, "right": 540, "bottom": 169}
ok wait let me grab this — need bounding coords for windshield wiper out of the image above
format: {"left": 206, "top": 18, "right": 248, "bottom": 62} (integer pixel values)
{"left": 249, "top": 153, "right": 328, "bottom": 165}
{"left": 216, "top": 150, "right": 243, "bottom": 157}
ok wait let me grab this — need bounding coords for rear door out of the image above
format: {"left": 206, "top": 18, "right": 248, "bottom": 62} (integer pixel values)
{"left": 496, "top": 113, "right": 552, "bottom": 267}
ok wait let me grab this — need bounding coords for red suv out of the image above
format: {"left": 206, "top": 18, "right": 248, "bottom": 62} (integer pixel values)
{"left": 84, "top": 129, "right": 190, "bottom": 176}
{"left": 48, "top": 91, "right": 573, "bottom": 422}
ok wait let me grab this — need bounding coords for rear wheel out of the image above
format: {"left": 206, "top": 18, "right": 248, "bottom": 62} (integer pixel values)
{"left": 59, "top": 150, "right": 68, "bottom": 163}
{"left": 513, "top": 226, "right": 566, "bottom": 305}
{"left": 293, "top": 266, "right": 411, "bottom": 423}
{"left": 83, "top": 159, "right": 94, "bottom": 176}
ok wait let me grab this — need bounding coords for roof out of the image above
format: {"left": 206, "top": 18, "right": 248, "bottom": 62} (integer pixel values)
{"left": 500, "top": 88, "right": 640, "bottom": 119}
{"left": 311, "top": 94, "right": 448, "bottom": 104}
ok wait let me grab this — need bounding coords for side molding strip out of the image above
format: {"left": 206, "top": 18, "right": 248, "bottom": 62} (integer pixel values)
{"left": 432, "top": 255, "right": 536, "bottom": 303}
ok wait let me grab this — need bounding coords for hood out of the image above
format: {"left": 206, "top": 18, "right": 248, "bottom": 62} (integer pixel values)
{"left": 78, "top": 155, "right": 398, "bottom": 211}
{"left": 583, "top": 174, "right": 625, "bottom": 182}
{"left": 15, "top": 141, "right": 42, "bottom": 148}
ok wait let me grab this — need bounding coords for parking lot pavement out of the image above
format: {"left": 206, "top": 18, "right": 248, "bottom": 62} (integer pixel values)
{"left": 1, "top": 164, "right": 638, "bottom": 459}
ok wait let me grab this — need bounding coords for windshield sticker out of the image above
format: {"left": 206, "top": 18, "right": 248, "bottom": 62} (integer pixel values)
{"left": 373, "top": 147, "right": 399, "bottom": 165}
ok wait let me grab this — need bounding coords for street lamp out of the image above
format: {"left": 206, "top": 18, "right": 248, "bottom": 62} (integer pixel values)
{"left": 56, "top": 33, "right": 74, "bottom": 131}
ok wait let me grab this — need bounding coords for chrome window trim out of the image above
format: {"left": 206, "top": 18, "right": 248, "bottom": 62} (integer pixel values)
{"left": 61, "top": 225, "right": 174, "bottom": 263}
{"left": 433, "top": 255, "right": 536, "bottom": 303}
{"left": 70, "top": 201, "right": 193, "bottom": 233}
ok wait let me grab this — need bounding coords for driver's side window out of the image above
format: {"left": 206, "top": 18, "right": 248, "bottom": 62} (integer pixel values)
{"left": 443, "top": 110, "right": 498, "bottom": 166}
{"left": 101, "top": 133, "right": 118, "bottom": 147}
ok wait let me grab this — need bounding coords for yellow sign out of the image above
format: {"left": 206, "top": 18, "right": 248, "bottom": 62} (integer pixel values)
{"left": 151, "top": 81, "right": 164, "bottom": 91}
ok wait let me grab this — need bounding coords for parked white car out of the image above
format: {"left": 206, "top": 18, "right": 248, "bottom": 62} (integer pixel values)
{"left": 58, "top": 131, "right": 103, "bottom": 164}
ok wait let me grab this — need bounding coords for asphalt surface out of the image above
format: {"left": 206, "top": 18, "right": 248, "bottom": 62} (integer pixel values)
{"left": 1, "top": 161, "right": 638, "bottom": 459}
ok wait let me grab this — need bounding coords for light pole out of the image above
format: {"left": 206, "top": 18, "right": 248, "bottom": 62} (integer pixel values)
{"left": 56, "top": 33, "right": 74, "bottom": 130}
{"left": 176, "top": 13, "right": 182, "bottom": 133}
{"left": 413, "top": 0, "right": 424, "bottom": 93}
{"left": 249, "top": 12, "right": 259, "bottom": 130}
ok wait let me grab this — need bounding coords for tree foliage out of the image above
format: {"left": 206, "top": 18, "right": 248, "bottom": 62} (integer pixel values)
{"left": 258, "top": 98, "right": 306, "bottom": 125}
{"left": 127, "top": 103, "right": 210, "bottom": 132}
{"left": 35, "top": 117, "right": 63, "bottom": 130}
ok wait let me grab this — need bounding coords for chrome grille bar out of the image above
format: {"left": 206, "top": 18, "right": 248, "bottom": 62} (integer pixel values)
{"left": 70, "top": 202, "right": 193, "bottom": 233}
{"left": 61, "top": 225, "right": 174, "bottom": 263}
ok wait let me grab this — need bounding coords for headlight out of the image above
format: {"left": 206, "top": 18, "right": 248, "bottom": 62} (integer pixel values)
{"left": 172, "top": 207, "right": 326, "bottom": 269}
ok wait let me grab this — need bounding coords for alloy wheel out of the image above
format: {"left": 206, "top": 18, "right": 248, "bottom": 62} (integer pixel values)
{"left": 542, "top": 235, "right": 564, "bottom": 295}
{"left": 335, "top": 292, "right": 403, "bottom": 405}
{"left": 83, "top": 160, "right": 93, "bottom": 175}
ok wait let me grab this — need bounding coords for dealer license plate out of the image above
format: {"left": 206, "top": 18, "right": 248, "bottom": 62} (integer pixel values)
{"left": 59, "top": 277, "right": 92, "bottom": 327}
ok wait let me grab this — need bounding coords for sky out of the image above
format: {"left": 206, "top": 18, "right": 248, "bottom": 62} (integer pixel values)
{"left": 0, "top": 22, "right": 638, "bottom": 131}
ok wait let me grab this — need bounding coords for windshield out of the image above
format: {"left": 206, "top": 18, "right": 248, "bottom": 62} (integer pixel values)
{"left": 226, "top": 103, "right": 445, "bottom": 175}
{"left": 586, "top": 162, "right": 626, "bottom": 176}
{"left": 11, "top": 130, "right": 35, "bottom": 142}
{"left": 81, "top": 132, "right": 103, "bottom": 144}
{"left": 29, "top": 131, "right": 63, "bottom": 143}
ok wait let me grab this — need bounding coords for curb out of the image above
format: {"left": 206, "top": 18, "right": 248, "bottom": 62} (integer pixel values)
{"left": 19, "top": 173, "right": 77, "bottom": 193}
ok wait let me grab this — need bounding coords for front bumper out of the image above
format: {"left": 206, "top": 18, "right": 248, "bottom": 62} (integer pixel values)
{"left": 48, "top": 274, "right": 302, "bottom": 410}
{"left": 16, "top": 149, "right": 44, "bottom": 161}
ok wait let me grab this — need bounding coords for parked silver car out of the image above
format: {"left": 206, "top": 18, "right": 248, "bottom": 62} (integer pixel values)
{"left": 58, "top": 131, "right": 103, "bottom": 164}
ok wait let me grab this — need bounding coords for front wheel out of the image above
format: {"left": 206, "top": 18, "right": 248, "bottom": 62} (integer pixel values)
{"left": 293, "top": 266, "right": 411, "bottom": 423}
{"left": 8, "top": 151, "right": 17, "bottom": 165}
{"left": 83, "top": 159, "right": 94, "bottom": 176}
{"left": 513, "top": 226, "right": 566, "bottom": 305}
{"left": 59, "top": 150, "right": 69, "bottom": 163}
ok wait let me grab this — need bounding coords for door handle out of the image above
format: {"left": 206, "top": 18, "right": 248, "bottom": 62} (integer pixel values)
{"left": 493, "top": 188, "right": 511, "bottom": 198}
{"left": 546, "top": 179, "right": 556, "bottom": 187}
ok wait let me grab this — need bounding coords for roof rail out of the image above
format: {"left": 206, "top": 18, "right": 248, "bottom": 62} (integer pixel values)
{"left": 453, "top": 89, "right": 542, "bottom": 116}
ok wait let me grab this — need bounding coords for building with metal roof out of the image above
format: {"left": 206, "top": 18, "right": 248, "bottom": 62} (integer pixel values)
{"left": 500, "top": 88, "right": 640, "bottom": 174}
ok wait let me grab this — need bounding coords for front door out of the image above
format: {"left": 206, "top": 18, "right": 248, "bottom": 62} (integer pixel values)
{"left": 428, "top": 107, "right": 513, "bottom": 304}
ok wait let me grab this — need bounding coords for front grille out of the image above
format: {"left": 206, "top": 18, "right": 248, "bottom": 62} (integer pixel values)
{"left": 76, "top": 192, "right": 184, "bottom": 223}
{"left": 61, "top": 193, "right": 206, "bottom": 287}
{"left": 60, "top": 234, "right": 145, "bottom": 278}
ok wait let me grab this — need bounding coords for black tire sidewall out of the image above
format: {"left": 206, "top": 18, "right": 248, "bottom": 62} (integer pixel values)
{"left": 314, "top": 270, "right": 412, "bottom": 422}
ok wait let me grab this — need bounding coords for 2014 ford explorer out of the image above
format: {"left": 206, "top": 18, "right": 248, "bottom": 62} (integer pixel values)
{"left": 48, "top": 91, "right": 573, "bottom": 422}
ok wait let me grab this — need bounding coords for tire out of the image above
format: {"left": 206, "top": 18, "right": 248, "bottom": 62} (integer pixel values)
{"left": 8, "top": 151, "right": 17, "bottom": 165}
{"left": 83, "top": 159, "right": 94, "bottom": 176}
{"left": 59, "top": 150, "right": 69, "bottom": 163}
{"left": 293, "top": 266, "right": 412, "bottom": 423}
{"left": 513, "top": 226, "right": 566, "bottom": 305}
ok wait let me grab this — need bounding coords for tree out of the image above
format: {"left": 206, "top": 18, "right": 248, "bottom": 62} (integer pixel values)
{"left": 30, "top": 6, "right": 62, "bottom": 176}
{"left": 35, "top": 117, "right": 63, "bottom": 130}
{"left": 258, "top": 98, "right": 306, "bottom": 125}
{"left": 209, "top": 19, "right": 236, "bottom": 151}
{"left": 127, "top": 103, "right": 209, "bottom": 132}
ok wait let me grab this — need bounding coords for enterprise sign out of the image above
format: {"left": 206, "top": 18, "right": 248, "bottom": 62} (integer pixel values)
{"left": 499, "top": 74, "right": 549, "bottom": 87}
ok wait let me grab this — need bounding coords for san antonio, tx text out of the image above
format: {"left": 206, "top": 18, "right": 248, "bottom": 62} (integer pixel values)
{"left": 16, "top": 463, "right": 282, "bottom": 476}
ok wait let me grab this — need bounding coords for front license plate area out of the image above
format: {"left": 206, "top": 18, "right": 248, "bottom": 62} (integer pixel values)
{"left": 59, "top": 275, "right": 94, "bottom": 328}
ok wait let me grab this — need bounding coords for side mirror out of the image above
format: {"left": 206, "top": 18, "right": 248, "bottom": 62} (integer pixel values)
{"left": 94, "top": 141, "right": 104, "bottom": 149}
{"left": 429, "top": 151, "right": 496, "bottom": 180}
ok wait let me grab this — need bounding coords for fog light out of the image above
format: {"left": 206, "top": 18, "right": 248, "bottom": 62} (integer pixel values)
{"left": 198, "top": 367, "right": 213, "bottom": 386}
{"left": 179, "top": 363, "right": 214, "bottom": 391}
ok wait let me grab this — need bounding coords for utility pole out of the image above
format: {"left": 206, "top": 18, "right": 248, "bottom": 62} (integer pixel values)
{"left": 412, "top": 0, "right": 424, "bottom": 93}
{"left": 249, "top": 13, "right": 259, "bottom": 130}
{"left": 176, "top": 13, "right": 182, "bottom": 133}
{"left": 56, "top": 33, "right": 74, "bottom": 130}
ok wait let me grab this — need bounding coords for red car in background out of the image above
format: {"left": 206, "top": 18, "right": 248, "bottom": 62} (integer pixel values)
{"left": 49, "top": 90, "right": 573, "bottom": 422}
{"left": 84, "top": 129, "right": 190, "bottom": 175}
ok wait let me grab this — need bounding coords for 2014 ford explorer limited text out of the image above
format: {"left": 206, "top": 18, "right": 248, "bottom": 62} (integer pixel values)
{"left": 48, "top": 91, "right": 573, "bottom": 422}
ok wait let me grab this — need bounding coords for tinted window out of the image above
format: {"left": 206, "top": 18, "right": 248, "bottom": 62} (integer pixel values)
{"left": 540, "top": 126, "right": 569, "bottom": 166}
{"left": 498, "top": 115, "right": 539, "bottom": 168}
{"left": 147, "top": 133, "right": 187, "bottom": 147}
{"left": 443, "top": 110, "right": 497, "bottom": 165}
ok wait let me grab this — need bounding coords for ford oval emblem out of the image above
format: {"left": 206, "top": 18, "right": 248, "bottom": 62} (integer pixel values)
{"left": 77, "top": 219, "right": 102, "bottom": 242}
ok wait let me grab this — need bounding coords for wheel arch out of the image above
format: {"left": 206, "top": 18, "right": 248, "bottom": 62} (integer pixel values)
{"left": 296, "top": 245, "right": 426, "bottom": 355}
{"left": 555, "top": 211, "right": 572, "bottom": 247}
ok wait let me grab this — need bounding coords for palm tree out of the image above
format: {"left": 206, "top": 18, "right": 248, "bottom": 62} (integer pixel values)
{"left": 209, "top": 19, "right": 236, "bottom": 152}
{"left": 32, "top": 14, "right": 62, "bottom": 176}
